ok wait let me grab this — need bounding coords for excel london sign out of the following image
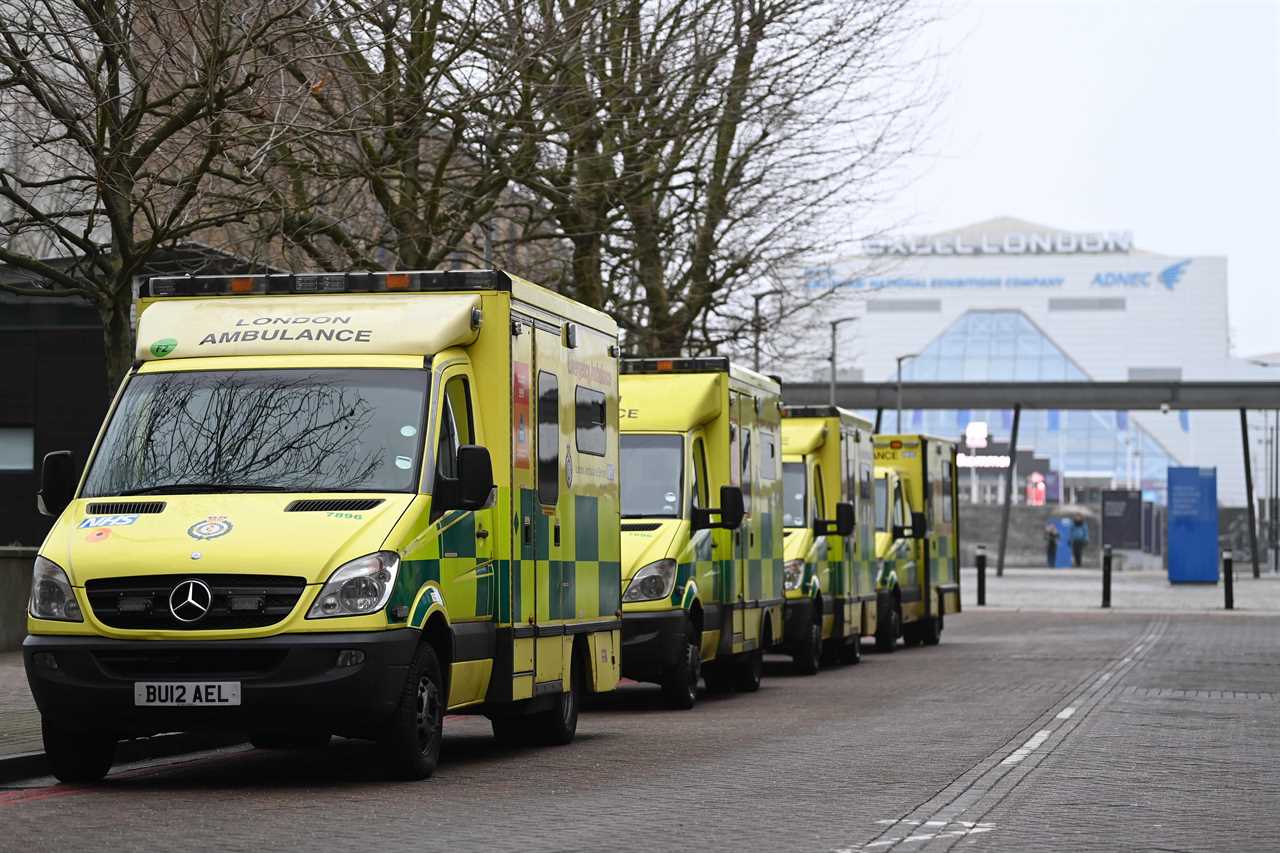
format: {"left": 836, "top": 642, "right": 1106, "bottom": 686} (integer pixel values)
{"left": 865, "top": 229, "right": 1134, "bottom": 256}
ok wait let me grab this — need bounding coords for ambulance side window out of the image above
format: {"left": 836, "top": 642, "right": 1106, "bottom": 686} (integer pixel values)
{"left": 759, "top": 431, "right": 777, "bottom": 480}
{"left": 894, "top": 482, "right": 906, "bottom": 527}
{"left": 691, "top": 437, "right": 709, "bottom": 510}
{"left": 537, "top": 371, "right": 559, "bottom": 506}
{"left": 942, "top": 467, "right": 954, "bottom": 523}
{"left": 575, "top": 386, "right": 607, "bottom": 457}
{"left": 435, "top": 376, "right": 474, "bottom": 480}
{"left": 740, "top": 427, "right": 753, "bottom": 512}
{"left": 812, "top": 464, "right": 825, "bottom": 521}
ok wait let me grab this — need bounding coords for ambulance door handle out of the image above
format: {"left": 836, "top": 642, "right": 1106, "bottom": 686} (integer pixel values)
{"left": 522, "top": 516, "right": 532, "bottom": 545}
{"left": 476, "top": 526, "right": 489, "bottom": 540}
{"left": 553, "top": 522, "right": 561, "bottom": 547}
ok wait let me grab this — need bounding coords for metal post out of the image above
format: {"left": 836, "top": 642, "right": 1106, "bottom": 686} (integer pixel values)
{"left": 996, "top": 403, "right": 1021, "bottom": 578}
{"left": 894, "top": 353, "right": 916, "bottom": 432}
{"left": 1240, "top": 409, "right": 1261, "bottom": 578}
{"left": 874, "top": 408, "right": 883, "bottom": 433}
{"left": 976, "top": 545, "right": 987, "bottom": 606}
{"left": 752, "top": 296, "right": 762, "bottom": 372}
{"left": 830, "top": 323, "right": 838, "bottom": 406}
{"left": 1102, "top": 544, "right": 1112, "bottom": 608}
{"left": 1223, "top": 549, "right": 1234, "bottom": 610}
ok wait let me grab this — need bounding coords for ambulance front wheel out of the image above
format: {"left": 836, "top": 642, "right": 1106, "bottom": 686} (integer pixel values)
{"left": 42, "top": 719, "right": 115, "bottom": 784}
{"left": 839, "top": 636, "right": 863, "bottom": 665}
{"left": 793, "top": 618, "right": 821, "bottom": 676}
{"left": 379, "top": 642, "right": 445, "bottom": 780}
{"left": 922, "top": 613, "right": 943, "bottom": 646}
{"left": 875, "top": 594, "right": 901, "bottom": 653}
{"left": 661, "top": 627, "right": 701, "bottom": 710}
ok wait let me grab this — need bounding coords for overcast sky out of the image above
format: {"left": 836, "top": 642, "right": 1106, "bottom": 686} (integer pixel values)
{"left": 879, "top": 0, "right": 1280, "bottom": 358}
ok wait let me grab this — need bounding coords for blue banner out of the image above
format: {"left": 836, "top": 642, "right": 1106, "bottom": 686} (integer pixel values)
{"left": 1167, "top": 467, "right": 1218, "bottom": 583}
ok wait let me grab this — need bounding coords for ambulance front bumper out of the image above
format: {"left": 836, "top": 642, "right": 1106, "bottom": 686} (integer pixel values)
{"left": 22, "top": 629, "right": 419, "bottom": 739}
{"left": 620, "top": 609, "right": 687, "bottom": 682}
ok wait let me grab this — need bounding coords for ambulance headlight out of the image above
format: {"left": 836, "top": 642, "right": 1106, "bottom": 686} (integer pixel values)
{"left": 623, "top": 559, "right": 677, "bottom": 603}
{"left": 308, "top": 552, "right": 400, "bottom": 618}
{"left": 30, "top": 556, "right": 82, "bottom": 622}
{"left": 783, "top": 559, "right": 805, "bottom": 591}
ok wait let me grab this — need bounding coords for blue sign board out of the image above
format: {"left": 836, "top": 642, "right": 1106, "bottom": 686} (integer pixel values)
{"left": 1052, "top": 517, "right": 1073, "bottom": 568}
{"left": 1167, "top": 467, "right": 1218, "bottom": 583}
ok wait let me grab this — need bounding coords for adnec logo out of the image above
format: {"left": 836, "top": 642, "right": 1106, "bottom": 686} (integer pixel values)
{"left": 1159, "top": 259, "right": 1191, "bottom": 291}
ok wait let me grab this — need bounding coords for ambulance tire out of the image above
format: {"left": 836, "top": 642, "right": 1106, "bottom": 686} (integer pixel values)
{"left": 875, "top": 596, "right": 900, "bottom": 653}
{"left": 250, "top": 732, "right": 331, "bottom": 750}
{"left": 793, "top": 618, "right": 822, "bottom": 676}
{"left": 839, "top": 636, "right": 863, "bottom": 665}
{"left": 733, "top": 648, "right": 764, "bottom": 692}
{"left": 922, "top": 614, "right": 943, "bottom": 646}
{"left": 662, "top": 631, "right": 701, "bottom": 710}
{"left": 42, "top": 720, "right": 115, "bottom": 784}
{"left": 379, "top": 642, "right": 445, "bottom": 780}
{"left": 701, "top": 662, "right": 735, "bottom": 694}
{"left": 902, "top": 621, "right": 923, "bottom": 647}
{"left": 526, "top": 652, "right": 583, "bottom": 746}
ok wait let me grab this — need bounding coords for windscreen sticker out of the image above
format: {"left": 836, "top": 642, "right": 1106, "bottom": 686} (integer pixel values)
{"left": 400, "top": 425, "right": 418, "bottom": 437}
{"left": 149, "top": 338, "right": 178, "bottom": 358}
{"left": 395, "top": 455, "right": 413, "bottom": 470}
{"left": 187, "top": 516, "right": 233, "bottom": 540}
{"left": 79, "top": 515, "right": 138, "bottom": 528}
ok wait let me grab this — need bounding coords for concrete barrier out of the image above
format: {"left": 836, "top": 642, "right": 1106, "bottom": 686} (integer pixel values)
{"left": 1, "top": 547, "right": 35, "bottom": 652}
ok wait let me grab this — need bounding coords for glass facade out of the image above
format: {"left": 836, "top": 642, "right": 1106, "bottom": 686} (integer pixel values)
{"left": 891, "top": 310, "right": 1178, "bottom": 499}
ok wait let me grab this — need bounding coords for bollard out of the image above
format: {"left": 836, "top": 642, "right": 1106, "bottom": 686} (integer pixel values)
{"left": 976, "top": 545, "right": 987, "bottom": 607}
{"left": 1223, "top": 549, "right": 1234, "bottom": 611}
{"left": 1101, "top": 545, "right": 1112, "bottom": 609}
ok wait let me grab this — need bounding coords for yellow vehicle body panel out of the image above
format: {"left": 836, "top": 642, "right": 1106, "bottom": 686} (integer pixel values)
{"left": 29, "top": 271, "right": 622, "bottom": 728}
{"left": 618, "top": 362, "right": 784, "bottom": 686}
{"left": 780, "top": 409, "right": 879, "bottom": 656}
{"left": 873, "top": 434, "right": 962, "bottom": 629}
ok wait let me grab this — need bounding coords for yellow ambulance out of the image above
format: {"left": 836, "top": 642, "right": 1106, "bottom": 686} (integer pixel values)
{"left": 618, "top": 358, "right": 783, "bottom": 708}
{"left": 779, "top": 406, "right": 878, "bottom": 673}
{"left": 24, "top": 269, "right": 621, "bottom": 782}
{"left": 872, "top": 434, "right": 962, "bottom": 651}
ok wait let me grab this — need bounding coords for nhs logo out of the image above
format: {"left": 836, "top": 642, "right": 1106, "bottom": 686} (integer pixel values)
{"left": 78, "top": 515, "right": 138, "bottom": 528}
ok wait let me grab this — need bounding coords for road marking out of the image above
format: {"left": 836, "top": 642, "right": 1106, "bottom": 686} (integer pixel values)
{"left": 852, "top": 821, "right": 996, "bottom": 849}
{"left": 1055, "top": 706, "right": 1076, "bottom": 719}
{"left": 1000, "top": 729, "right": 1052, "bottom": 765}
{"left": 1099, "top": 672, "right": 1112, "bottom": 682}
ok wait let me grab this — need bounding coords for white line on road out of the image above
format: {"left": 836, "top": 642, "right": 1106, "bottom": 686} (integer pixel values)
{"left": 1055, "top": 706, "right": 1076, "bottom": 719}
{"left": 1001, "top": 729, "right": 1052, "bottom": 765}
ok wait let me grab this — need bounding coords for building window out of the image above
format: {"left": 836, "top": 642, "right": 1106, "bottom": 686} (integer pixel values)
{"left": 574, "top": 387, "right": 607, "bottom": 457}
{"left": 0, "top": 427, "right": 33, "bottom": 470}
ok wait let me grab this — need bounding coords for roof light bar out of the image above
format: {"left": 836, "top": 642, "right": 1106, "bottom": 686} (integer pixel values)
{"left": 142, "top": 270, "right": 512, "bottom": 298}
{"left": 621, "top": 357, "right": 731, "bottom": 376}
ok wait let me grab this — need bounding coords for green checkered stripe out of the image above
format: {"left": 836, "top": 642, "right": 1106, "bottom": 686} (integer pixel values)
{"left": 932, "top": 533, "right": 955, "bottom": 584}
{"left": 507, "top": 488, "right": 621, "bottom": 623}
{"left": 393, "top": 508, "right": 496, "bottom": 626}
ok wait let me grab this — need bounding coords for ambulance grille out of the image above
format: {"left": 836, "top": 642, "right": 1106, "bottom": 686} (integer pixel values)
{"left": 85, "top": 574, "right": 307, "bottom": 630}
{"left": 92, "top": 649, "right": 289, "bottom": 678}
{"left": 284, "top": 499, "right": 383, "bottom": 512}
{"left": 85, "top": 501, "right": 167, "bottom": 515}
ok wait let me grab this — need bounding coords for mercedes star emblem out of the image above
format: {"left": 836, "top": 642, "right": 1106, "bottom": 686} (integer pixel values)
{"left": 169, "top": 578, "right": 213, "bottom": 623}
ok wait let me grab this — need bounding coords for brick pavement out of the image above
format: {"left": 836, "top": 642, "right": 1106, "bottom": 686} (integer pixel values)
{"left": 2, "top": 609, "right": 1275, "bottom": 851}
{"left": 0, "top": 652, "right": 40, "bottom": 758}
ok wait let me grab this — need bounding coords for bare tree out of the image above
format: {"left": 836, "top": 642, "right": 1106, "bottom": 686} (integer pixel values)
{"left": 0, "top": 0, "right": 314, "bottom": 391}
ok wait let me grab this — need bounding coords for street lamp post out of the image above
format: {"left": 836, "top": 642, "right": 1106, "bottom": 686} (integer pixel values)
{"left": 751, "top": 289, "right": 786, "bottom": 372}
{"left": 896, "top": 353, "right": 917, "bottom": 432}
{"left": 828, "top": 317, "right": 858, "bottom": 406}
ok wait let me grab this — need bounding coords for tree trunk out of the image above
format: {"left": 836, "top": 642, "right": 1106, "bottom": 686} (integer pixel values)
{"left": 98, "top": 289, "right": 134, "bottom": 397}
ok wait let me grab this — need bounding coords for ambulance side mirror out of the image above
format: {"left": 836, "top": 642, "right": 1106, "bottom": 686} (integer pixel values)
{"left": 814, "top": 502, "right": 855, "bottom": 535}
{"left": 456, "top": 445, "right": 495, "bottom": 510}
{"left": 37, "top": 450, "right": 76, "bottom": 517}
{"left": 692, "top": 485, "right": 745, "bottom": 531}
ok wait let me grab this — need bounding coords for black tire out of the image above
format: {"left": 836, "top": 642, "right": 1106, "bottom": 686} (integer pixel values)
{"left": 875, "top": 597, "right": 900, "bottom": 653}
{"left": 702, "top": 661, "right": 734, "bottom": 694}
{"left": 661, "top": 631, "right": 701, "bottom": 710}
{"left": 379, "top": 643, "right": 445, "bottom": 780}
{"left": 526, "top": 653, "right": 582, "bottom": 746}
{"left": 793, "top": 617, "right": 821, "bottom": 676}
{"left": 840, "top": 635, "right": 863, "bottom": 665}
{"left": 250, "top": 732, "right": 331, "bottom": 750}
{"left": 733, "top": 648, "right": 764, "bottom": 692}
{"left": 921, "top": 614, "right": 942, "bottom": 646}
{"left": 42, "top": 720, "right": 115, "bottom": 784}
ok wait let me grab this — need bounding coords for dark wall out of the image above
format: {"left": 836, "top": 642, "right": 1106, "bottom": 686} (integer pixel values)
{"left": 0, "top": 318, "right": 107, "bottom": 546}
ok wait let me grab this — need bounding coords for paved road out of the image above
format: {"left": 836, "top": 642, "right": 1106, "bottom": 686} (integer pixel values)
{"left": 3, "top": 609, "right": 1276, "bottom": 852}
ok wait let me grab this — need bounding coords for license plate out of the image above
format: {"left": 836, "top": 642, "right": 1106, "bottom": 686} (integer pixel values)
{"left": 134, "top": 682, "right": 241, "bottom": 707}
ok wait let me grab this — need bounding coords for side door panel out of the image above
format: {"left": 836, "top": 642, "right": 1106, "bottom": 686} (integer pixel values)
{"left": 533, "top": 326, "right": 565, "bottom": 687}
{"left": 510, "top": 321, "right": 537, "bottom": 700}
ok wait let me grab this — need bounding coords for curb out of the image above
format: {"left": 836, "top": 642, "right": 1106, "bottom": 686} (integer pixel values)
{"left": 0, "top": 732, "right": 246, "bottom": 785}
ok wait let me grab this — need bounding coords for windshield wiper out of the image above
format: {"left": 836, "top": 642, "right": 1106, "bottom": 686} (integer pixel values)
{"left": 115, "top": 483, "right": 295, "bottom": 496}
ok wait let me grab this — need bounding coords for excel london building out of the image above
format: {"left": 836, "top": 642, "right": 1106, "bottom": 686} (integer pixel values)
{"left": 804, "top": 217, "right": 1266, "bottom": 505}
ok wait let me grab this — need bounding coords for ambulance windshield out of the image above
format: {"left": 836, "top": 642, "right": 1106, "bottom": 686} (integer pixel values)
{"left": 82, "top": 368, "right": 428, "bottom": 497}
{"left": 782, "top": 462, "right": 806, "bottom": 527}
{"left": 620, "top": 434, "right": 683, "bottom": 517}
